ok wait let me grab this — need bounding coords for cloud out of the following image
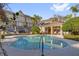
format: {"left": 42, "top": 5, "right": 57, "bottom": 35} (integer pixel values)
{"left": 50, "top": 3, "right": 70, "bottom": 12}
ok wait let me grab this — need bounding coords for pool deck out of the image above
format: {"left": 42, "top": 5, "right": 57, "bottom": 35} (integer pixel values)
{"left": 0, "top": 35, "right": 79, "bottom": 56}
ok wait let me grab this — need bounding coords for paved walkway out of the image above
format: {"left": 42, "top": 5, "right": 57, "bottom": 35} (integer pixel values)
{"left": 0, "top": 36, "right": 79, "bottom": 56}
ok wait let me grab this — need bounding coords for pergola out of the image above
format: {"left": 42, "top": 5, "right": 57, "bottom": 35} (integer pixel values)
{"left": 39, "top": 21, "right": 63, "bottom": 35}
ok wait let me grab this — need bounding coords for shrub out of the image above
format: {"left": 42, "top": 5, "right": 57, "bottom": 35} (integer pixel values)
{"left": 64, "top": 34, "right": 79, "bottom": 41}
{"left": 31, "top": 25, "right": 40, "bottom": 34}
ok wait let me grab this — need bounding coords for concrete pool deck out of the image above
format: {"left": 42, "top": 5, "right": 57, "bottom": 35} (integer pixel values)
{"left": 0, "top": 35, "right": 79, "bottom": 56}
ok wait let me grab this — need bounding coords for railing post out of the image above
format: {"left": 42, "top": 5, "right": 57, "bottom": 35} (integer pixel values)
{"left": 41, "top": 33, "right": 44, "bottom": 56}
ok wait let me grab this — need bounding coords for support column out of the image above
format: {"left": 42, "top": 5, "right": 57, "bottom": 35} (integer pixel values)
{"left": 51, "top": 26, "right": 53, "bottom": 35}
{"left": 60, "top": 25, "right": 63, "bottom": 35}
{"left": 41, "top": 27, "right": 45, "bottom": 33}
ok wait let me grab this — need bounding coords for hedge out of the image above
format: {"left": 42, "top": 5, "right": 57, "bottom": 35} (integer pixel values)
{"left": 64, "top": 34, "right": 79, "bottom": 41}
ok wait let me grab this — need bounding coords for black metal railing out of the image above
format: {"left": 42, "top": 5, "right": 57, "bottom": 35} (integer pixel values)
{"left": 41, "top": 35, "right": 44, "bottom": 56}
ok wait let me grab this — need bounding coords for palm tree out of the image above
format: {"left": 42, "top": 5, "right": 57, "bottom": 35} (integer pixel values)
{"left": 70, "top": 5, "right": 79, "bottom": 17}
{"left": 64, "top": 14, "right": 72, "bottom": 21}
{"left": 32, "top": 14, "right": 42, "bottom": 25}
{"left": 31, "top": 14, "right": 42, "bottom": 34}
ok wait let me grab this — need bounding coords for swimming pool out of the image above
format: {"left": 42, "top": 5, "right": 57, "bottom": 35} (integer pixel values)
{"left": 10, "top": 35, "right": 69, "bottom": 50}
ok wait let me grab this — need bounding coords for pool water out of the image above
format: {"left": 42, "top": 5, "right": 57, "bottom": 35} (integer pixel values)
{"left": 10, "top": 35, "right": 69, "bottom": 50}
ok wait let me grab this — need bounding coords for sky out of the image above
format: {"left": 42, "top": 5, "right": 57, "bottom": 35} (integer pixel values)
{"left": 7, "top": 3, "right": 78, "bottom": 20}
